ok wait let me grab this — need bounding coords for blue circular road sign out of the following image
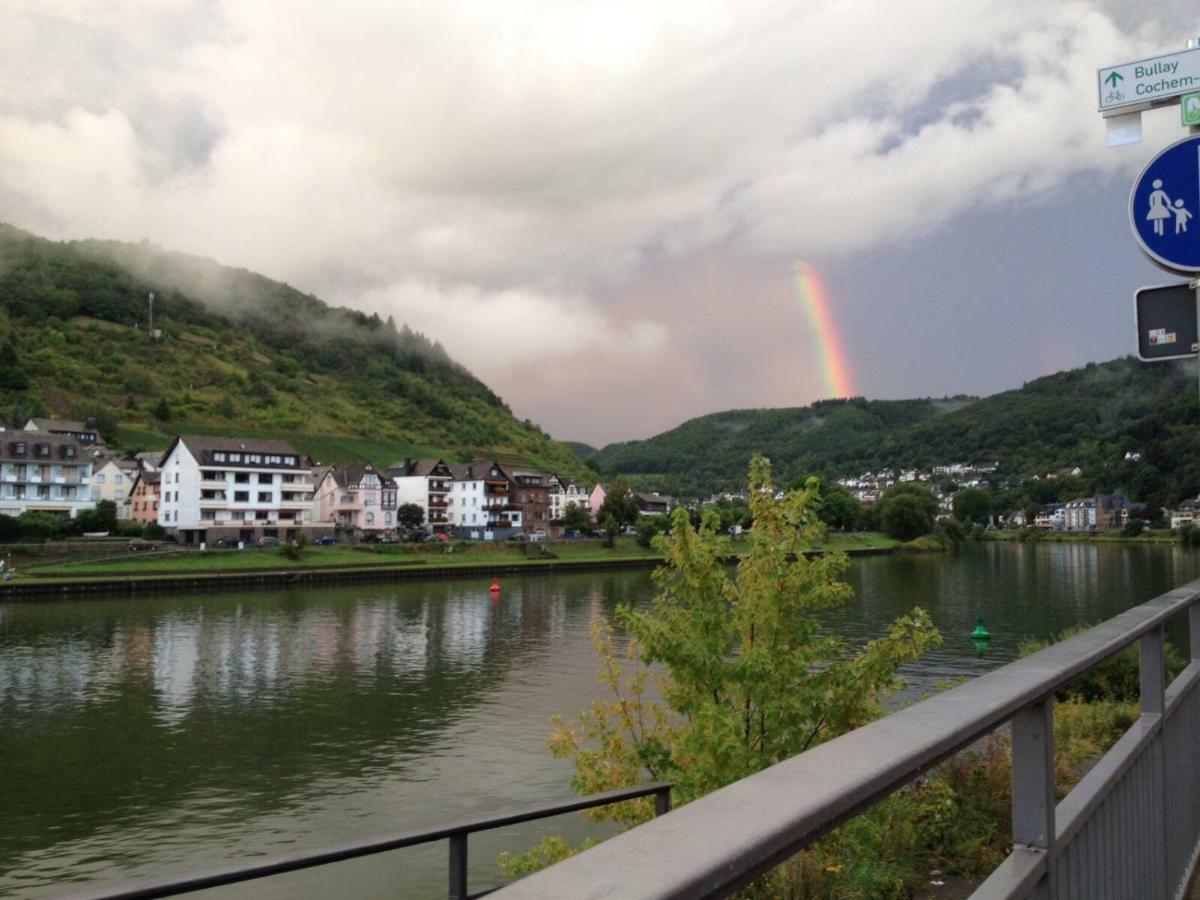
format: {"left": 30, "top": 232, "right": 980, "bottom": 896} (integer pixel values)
{"left": 1131, "top": 135, "right": 1200, "bottom": 273}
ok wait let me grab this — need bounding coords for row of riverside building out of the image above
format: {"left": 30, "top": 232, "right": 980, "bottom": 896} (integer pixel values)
{"left": 0, "top": 420, "right": 671, "bottom": 545}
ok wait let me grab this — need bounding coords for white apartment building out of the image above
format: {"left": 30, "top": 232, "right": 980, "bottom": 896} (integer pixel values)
{"left": 548, "top": 476, "right": 589, "bottom": 522}
{"left": 156, "top": 435, "right": 322, "bottom": 545}
{"left": 388, "top": 459, "right": 454, "bottom": 534}
{"left": 0, "top": 432, "right": 94, "bottom": 518}
{"left": 446, "top": 463, "right": 489, "bottom": 533}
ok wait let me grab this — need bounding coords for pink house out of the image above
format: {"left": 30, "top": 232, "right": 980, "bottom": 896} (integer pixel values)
{"left": 587, "top": 483, "right": 608, "bottom": 521}
{"left": 316, "top": 463, "right": 398, "bottom": 532}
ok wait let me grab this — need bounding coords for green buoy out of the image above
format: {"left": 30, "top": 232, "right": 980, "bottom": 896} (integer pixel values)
{"left": 970, "top": 615, "right": 991, "bottom": 641}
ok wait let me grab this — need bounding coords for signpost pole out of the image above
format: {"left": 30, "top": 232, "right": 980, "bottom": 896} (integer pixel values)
{"left": 1190, "top": 38, "right": 1200, "bottom": 413}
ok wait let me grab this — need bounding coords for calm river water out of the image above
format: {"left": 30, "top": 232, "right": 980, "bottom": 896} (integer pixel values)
{"left": 3, "top": 542, "right": 1199, "bottom": 898}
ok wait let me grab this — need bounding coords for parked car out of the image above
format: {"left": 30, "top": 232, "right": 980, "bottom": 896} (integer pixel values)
{"left": 565, "top": 530, "right": 585, "bottom": 539}
{"left": 128, "top": 539, "right": 159, "bottom": 552}
{"left": 257, "top": 536, "right": 280, "bottom": 548}
{"left": 312, "top": 536, "right": 337, "bottom": 546}
{"left": 379, "top": 533, "right": 400, "bottom": 543}
{"left": 213, "top": 536, "right": 240, "bottom": 549}
{"left": 529, "top": 531, "right": 548, "bottom": 542}
{"left": 432, "top": 532, "right": 450, "bottom": 542}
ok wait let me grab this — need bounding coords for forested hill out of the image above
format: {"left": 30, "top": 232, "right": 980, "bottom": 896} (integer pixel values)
{"left": 587, "top": 397, "right": 975, "bottom": 495}
{"left": 0, "top": 223, "right": 586, "bottom": 475}
{"left": 586, "top": 357, "right": 1200, "bottom": 507}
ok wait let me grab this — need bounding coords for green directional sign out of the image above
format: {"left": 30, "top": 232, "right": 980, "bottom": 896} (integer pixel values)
{"left": 1105, "top": 71, "right": 1123, "bottom": 89}
{"left": 1183, "top": 91, "right": 1200, "bottom": 126}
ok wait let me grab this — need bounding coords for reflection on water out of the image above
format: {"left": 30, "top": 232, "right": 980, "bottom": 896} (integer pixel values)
{"left": 2, "top": 543, "right": 1198, "bottom": 898}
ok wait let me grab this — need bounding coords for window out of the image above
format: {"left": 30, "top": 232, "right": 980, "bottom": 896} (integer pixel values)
{"left": 115, "top": 474, "right": 123, "bottom": 485}
{"left": 96, "top": 474, "right": 106, "bottom": 484}
{"left": 229, "top": 453, "right": 242, "bottom": 463}
{"left": 285, "top": 455, "right": 297, "bottom": 466}
{"left": 213, "top": 452, "right": 226, "bottom": 462}
{"left": 234, "top": 491, "right": 249, "bottom": 502}
{"left": 248, "top": 453, "right": 262, "bottom": 464}
{"left": 366, "top": 512, "right": 375, "bottom": 525}
{"left": 13, "top": 443, "right": 26, "bottom": 456}
{"left": 257, "top": 492, "right": 271, "bottom": 502}
{"left": 35, "top": 444, "right": 49, "bottom": 458}
{"left": 235, "top": 473, "right": 249, "bottom": 484}
{"left": 385, "top": 512, "right": 392, "bottom": 525}
{"left": 257, "top": 473, "right": 273, "bottom": 484}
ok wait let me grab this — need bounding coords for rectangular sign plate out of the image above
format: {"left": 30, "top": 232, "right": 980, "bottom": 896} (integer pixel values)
{"left": 1099, "top": 48, "right": 1200, "bottom": 114}
{"left": 1135, "top": 282, "right": 1198, "bottom": 361}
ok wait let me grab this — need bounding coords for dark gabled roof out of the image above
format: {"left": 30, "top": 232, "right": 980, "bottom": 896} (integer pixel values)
{"left": 26, "top": 417, "right": 92, "bottom": 433}
{"left": 0, "top": 431, "right": 87, "bottom": 462}
{"left": 167, "top": 435, "right": 305, "bottom": 466}
{"left": 447, "top": 463, "right": 478, "bottom": 481}
{"left": 386, "top": 458, "right": 452, "bottom": 478}
{"left": 322, "top": 462, "right": 395, "bottom": 489}
{"left": 132, "top": 470, "right": 161, "bottom": 488}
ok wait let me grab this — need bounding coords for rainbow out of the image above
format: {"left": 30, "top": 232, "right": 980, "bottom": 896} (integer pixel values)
{"left": 792, "top": 261, "right": 854, "bottom": 399}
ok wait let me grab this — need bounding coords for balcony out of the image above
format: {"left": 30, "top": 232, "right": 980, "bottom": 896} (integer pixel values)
{"left": 200, "top": 479, "right": 229, "bottom": 490}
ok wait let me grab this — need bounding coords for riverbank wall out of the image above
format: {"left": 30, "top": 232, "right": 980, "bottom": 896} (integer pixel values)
{"left": 0, "top": 546, "right": 897, "bottom": 600}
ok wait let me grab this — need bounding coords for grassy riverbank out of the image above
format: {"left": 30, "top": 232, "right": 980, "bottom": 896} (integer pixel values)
{"left": 980, "top": 529, "right": 1180, "bottom": 545}
{"left": 10, "top": 532, "right": 900, "bottom": 583}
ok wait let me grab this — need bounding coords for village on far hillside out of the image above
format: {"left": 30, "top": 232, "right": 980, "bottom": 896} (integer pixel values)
{"left": 3, "top": 414, "right": 1196, "bottom": 546}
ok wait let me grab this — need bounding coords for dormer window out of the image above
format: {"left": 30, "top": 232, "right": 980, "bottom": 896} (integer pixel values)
{"left": 228, "top": 453, "right": 242, "bottom": 463}
{"left": 213, "top": 452, "right": 227, "bottom": 463}
{"left": 13, "top": 443, "right": 26, "bottom": 457}
{"left": 35, "top": 444, "right": 49, "bottom": 458}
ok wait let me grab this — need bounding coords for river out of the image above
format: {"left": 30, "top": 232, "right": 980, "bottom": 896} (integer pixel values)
{"left": 2, "top": 542, "right": 1198, "bottom": 898}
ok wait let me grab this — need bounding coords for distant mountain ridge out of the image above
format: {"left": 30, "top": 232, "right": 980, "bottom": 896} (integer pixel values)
{"left": 0, "top": 223, "right": 588, "bottom": 476}
{"left": 586, "top": 357, "right": 1200, "bottom": 507}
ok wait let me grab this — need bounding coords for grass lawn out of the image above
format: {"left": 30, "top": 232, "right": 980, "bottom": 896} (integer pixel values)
{"left": 15, "top": 532, "right": 899, "bottom": 581}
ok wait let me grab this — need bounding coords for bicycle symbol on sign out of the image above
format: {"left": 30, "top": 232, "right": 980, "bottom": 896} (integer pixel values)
{"left": 1105, "top": 90, "right": 1125, "bottom": 103}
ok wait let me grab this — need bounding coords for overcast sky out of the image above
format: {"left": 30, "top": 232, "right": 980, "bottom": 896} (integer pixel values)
{"left": 2, "top": 1, "right": 1199, "bottom": 446}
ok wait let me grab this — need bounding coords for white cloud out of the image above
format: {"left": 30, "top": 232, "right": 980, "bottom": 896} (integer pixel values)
{"left": 356, "top": 280, "right": 668, "bottom": 375}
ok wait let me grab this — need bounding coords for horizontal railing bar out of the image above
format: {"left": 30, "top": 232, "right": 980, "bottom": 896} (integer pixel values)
{"left": 71, "top": 783, "right": 672, "bottom": 900}
{"left": 1054, "top": 712, "right": 1160, "bottom": 849}
{"left": 969, "top": 847, "right": 1046, "bottom": 900}
{"left": 491, "top": 580, "right": 1200, "bottom": 899}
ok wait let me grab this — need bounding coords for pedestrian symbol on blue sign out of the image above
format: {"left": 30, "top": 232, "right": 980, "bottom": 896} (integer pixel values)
{"left": 1130, "top": 135, "right": 1200, "bottom": 273}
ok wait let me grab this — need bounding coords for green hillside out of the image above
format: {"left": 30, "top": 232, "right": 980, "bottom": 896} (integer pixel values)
{"left": 589, "top": 397, "right": 974, "bottom": 496}
{"left": 589, "top": 357, "right": 1200, "bottom": 507}
{"left": 0, "top": 223, "right": 588, "bottom": 476}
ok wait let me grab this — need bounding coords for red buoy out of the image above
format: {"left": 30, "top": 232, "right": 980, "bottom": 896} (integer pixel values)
{"left": 489, "top": 578, "right": 501, "bottom": 593}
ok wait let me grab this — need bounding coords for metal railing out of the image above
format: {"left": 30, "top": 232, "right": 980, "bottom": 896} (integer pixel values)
{"left": 493, "top": 579, "right": 1200, "bottom": 900}
{"left": 73, "top": 782, "right": 672, "bottom": 900}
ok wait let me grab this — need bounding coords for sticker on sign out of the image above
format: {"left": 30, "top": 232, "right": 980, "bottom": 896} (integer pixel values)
{"left": 1099, "top": 47, "right": 1200, "bottom": 114}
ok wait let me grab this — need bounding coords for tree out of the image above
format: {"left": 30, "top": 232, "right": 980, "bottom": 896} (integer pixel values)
{"left": 817, "top": 483, "right": 861, "bottom": 530}
{"left": 562, "top": 502, "right": 590, "bottom": 533}
{"left": 151, "top": 397, "right": 171, "bottom": 421}
{"left": 76, "top": 500, "right": 117, "bottom": 533}
{"left": 601, "top": 513, "right": 620, "bottom": 548}
{"left": 0, "top": 336, "right": 29, "bottom": 390}
{"left": 503, "top": 456, "right": 940, "bottom": 874}
{"left": 397, "top": 503, "right": 424, "bottom": 530}
{"left": 598, "top": 476, "right": 640, "bottom": 529}
{"left": 635, "top": 515, "right": 671, "bottom": 549}
{"left": 878, "top": 483, "right": 938, "bottom": 541}
{"left": 952, "top": 487, "right": 992, "bottom": 525}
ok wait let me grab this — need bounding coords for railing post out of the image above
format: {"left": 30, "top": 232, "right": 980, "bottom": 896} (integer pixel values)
{"left": 1012, "top": 696, "right": 1055, "bottom": 897}
{"left": 1190, "top": 603, "right": 1200, "bottom": 661}
{"left": 1142, "top": 626, "right": 1168, "bottom": 900}
{"left": 449, "top": 833, "right": 468, "bottom": 900}
{"left": 655, "top": 786, "right": 671, "bottom": 817}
